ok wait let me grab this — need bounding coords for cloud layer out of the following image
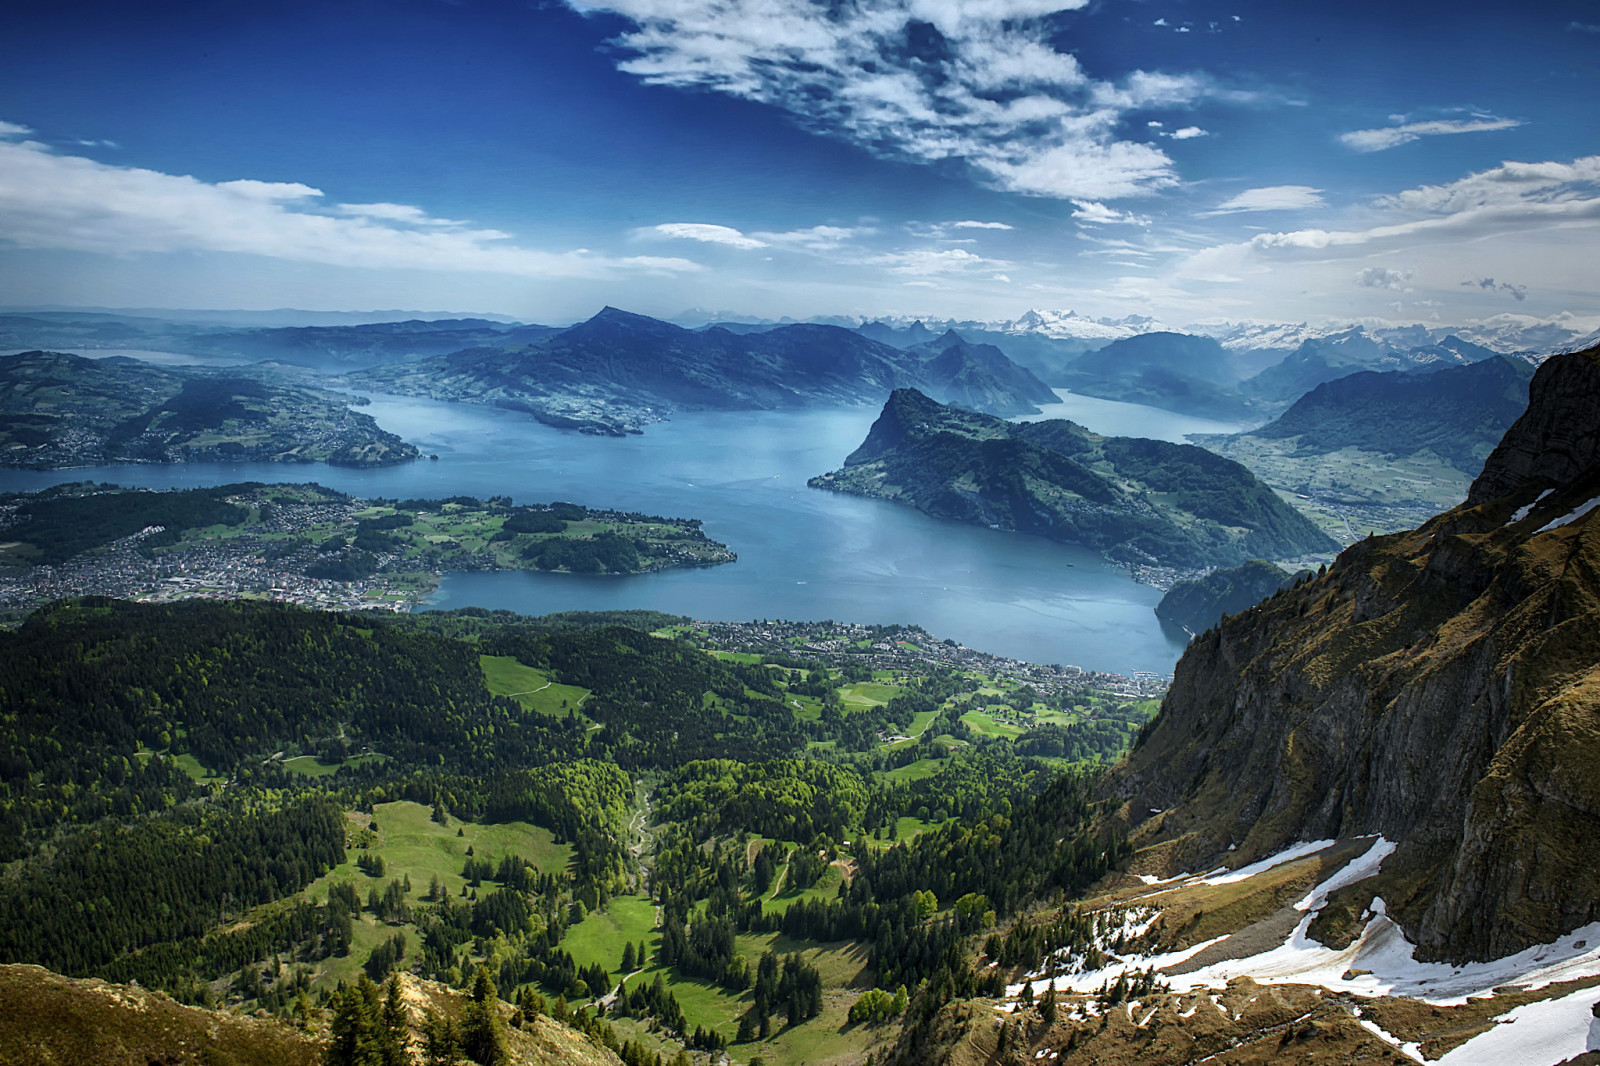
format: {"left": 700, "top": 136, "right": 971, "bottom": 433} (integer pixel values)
{"left": 0, "top": 131, "right": 700, "bottom": 278}
{"left": 566, "top": 0, "right": 1232, "bottom": 199}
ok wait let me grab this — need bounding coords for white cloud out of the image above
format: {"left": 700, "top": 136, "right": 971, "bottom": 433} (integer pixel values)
{"left": 870, "top": 247, "right": 1012, "bottom": 276}
{"left": 563, "top": 1, "right": 1251, "bottom": 200}
{"left": 1204, "top": 185, "right": 1325, "bottom": 214}
{"left": 951, "top": 220, "right": 1013, "bottom": 230}
{"left": 1167, "top": 126, "right": 1207, "bottom": 140}
{"left": 1375, "top": 156, "right": 1600, "bottom": 215}
{"left": 1354, "top": 266, "right": 1411, "bottom": 290}
{"left": 0, "top": 120, "right": 34, "bottom": 138}
{"left": 644, "top": 222, "right": 769, "bottom": 249}
{"left": 0, "top": 136, "right": 702, "bottom": 278}
{"left": 1339, "top": 116, "right": 1522, "bottom": 153}
{"left": 752, "top": 224, "right": 874, "bottom": 249}
{"left": 1070, "top": 199, "right": 1148, "bottom": 225}
{"left": 1159, "top": 156, "right": 1600, "bottom": 323}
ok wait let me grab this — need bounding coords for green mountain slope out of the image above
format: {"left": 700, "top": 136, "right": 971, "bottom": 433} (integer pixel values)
{"left": 0, "top": 350, "right": 418, "bottom": 468}
{"left": 809, "top": 388, "right": 1336, "bottom": 569}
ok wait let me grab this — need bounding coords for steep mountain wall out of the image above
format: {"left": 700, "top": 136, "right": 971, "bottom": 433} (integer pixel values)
{"left": 1104, "top": 347, "right": 1600, "bottom": 962}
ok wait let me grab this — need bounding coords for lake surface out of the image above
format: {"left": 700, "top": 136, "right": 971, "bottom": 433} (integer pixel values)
{"left": 0, "top": 385, "right": 1211, "bottom": 673}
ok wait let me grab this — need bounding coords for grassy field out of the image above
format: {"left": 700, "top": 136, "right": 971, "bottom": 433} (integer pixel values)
{"left": 838, "top": 681, "right": 903, "bottom": 709}
{"left": 877, "top": 757, "right": 946, "bottom": 784}
{"left": 882, "top": 709, "right": 938, "bottom": 750}
{"left": 765, "top": 863, "right": 846, "bottom": 914}
{"left": 297, "top": 801, "right": 570, "bottom": 989}
{"left": 479, "top": 655, "right": 591, "bottom": 716}
{"left": 278, "top": 752, "right": 387, "bottom": 777}
{"left": 560, "top": 894, "right": 660, "bottom": 985}
{"left": 959, "top": 710, "right": 1026, "bottom": 739}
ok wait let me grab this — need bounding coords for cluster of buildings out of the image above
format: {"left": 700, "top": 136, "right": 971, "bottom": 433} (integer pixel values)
{"left": 690, "top": 618, "right": 1170, "bottom": 699}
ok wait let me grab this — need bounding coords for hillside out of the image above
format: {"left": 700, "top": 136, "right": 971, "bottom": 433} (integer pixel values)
{"left": 1196, "top": 356, "right": 1537, "bottom": 542}
{"left": 1153, "top": 559, "right": 1300, "bottom": 636}
{"left": 808, "top": 388, "right": 1335, "bottom": 571}
{"left": 0, "top": 965, "right": 620, "bottom": 1066}
{"left": 0, "top": 350, "right": 418, "bottom": 468}
{"left": 1104, "top": 345, "right": 1600, "bottom": 964}
{"left": 355, "top": 307, "right": 1055, "bottom": 434}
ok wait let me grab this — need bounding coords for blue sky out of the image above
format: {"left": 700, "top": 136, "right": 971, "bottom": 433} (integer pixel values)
{"left": 1, "top": 0, "right": 1596, "bottom": 328}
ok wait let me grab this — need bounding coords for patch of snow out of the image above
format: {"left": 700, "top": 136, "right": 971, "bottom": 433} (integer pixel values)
{"left": 1194, "top": 839, "right": 1337, "bottom": 886}
{"left": 1536, "top": 495, "right": 1600, "bottom": 533}
{"left": 1295, "top": 838, "right": 1397, "bottom": 912}
{"left": 1509, "top": 489, "right": 1554, "bottom": 524}
{"left": 1056, "top": 837, "right": 1600, "bottom": 1009}
{"left": 1436, "top": 983, "right": 1600, "bottom": 1065}
{"left": 1137, "top": 1007, "right": 1158, "bottom": 1027}
{"left": 1357, "top": 1019, "right": 1426, "bottom": 1062}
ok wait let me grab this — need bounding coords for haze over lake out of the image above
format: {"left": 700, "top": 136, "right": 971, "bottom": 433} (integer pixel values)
{"left": 0, "top": 383, "right": 1246, "bottom": 673}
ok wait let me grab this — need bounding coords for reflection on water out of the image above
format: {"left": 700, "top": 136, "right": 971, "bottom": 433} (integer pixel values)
{"left": 0, "top": 382, "right": 1196, "bottom": 673}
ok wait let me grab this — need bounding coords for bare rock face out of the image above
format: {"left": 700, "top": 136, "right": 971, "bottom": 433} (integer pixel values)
{"left": 1467, "top": 347, "right": 1600, "bottom": 505}
{"left": 1104, "top": 346, "right": 1600, "bottom": 963}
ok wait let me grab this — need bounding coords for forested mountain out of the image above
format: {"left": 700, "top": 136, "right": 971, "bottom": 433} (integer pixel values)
{"left": 1231, "top": 355, "right": 1534, "bottom": 471}
{"left": 1153, "top": 559, "right": 1301, "bottom": 636}
{"left": 354, "top": 307, "right": 1057, "bottom": 434}
{"left": 0, "top": 350, "right": 417, "bottom": 468}
{"left": 810, "top": 388, "right": 1335, "bottom": 569}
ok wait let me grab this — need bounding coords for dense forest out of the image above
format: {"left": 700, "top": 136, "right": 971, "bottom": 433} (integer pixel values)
{"left": 0, "top": 597, "right": 1153, "bottom": 1065}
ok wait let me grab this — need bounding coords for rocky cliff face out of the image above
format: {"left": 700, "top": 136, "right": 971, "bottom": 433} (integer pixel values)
{"left": 1104, "top": 347, "right": 1600, "bottom": 963}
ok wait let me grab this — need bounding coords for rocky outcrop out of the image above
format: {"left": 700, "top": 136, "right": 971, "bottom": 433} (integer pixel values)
{"left": 1104, "top": 346, "right": 1600, "bottom": 963}
{"left": 1467, "top": 348, "right": 1600, "bottom": 504}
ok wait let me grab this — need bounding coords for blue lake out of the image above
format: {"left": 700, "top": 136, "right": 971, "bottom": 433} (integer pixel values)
{"left": 0, "top": 384, "right": 1254, "bottom": 673}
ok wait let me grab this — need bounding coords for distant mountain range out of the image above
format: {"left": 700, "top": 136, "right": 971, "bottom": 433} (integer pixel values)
{"left": 3, "top": 304, "right": 1593, "bottom": 436}
{"left": 808, "top": 388, "right": 1336, "bottom": 571}
{"left": 352, "top": 307, "right": 1057, "bottom": 433}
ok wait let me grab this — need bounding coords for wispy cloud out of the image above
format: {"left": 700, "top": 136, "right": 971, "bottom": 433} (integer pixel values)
{"left": 0, "top": 120, "right": 33, "bottom": 138}
{"left": 338, "top": 202, "right": 469, "bottom": 226}
{"left": 951, "top": 220, "right": 1013, "bottom": 230}
{"left": 1165, "top": 126, "right": 1208, "bottom": 140}
{"left": 0, "top": 132, "right": 702, "bottom": 277}
{"left": 1070, "top": 199, "right": 1148, "bottom": 225}
{"left": 643, "top": 222, "right": 769, "bottom": 249}
{"left": 1212, "top": 158, "right": 1600, "bottom": 258}
{"left": 869, "top": 247, "right": 1012, "bottom": 277}
{"left": 1203, "top": 185, "right": 1325, "bottom": 214}
{"left": 564, "top": 0, "right": 1248, "bottom": 200}
{"left": 1339, "top": 116, "right": 1521, "bottom": 153}
{"left": 753, "top": 224, "right": 875, "bottom": 250}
